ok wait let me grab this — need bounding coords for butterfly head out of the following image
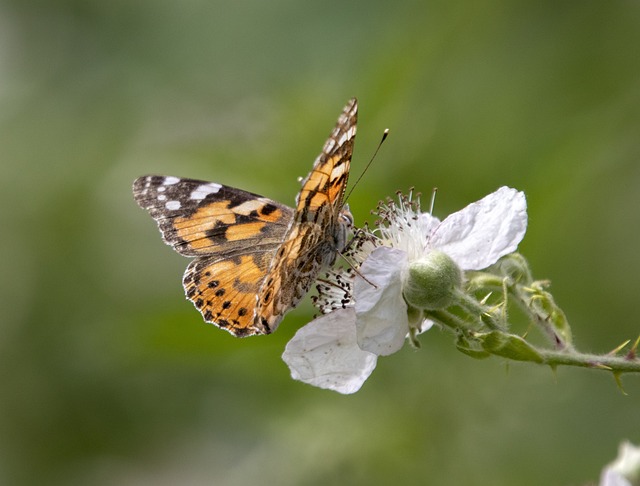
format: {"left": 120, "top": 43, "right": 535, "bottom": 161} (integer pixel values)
{"left": 335, "top": 204, "right": 354, "bottom": 253}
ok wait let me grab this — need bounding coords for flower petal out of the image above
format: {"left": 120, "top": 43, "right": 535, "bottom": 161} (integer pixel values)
{"left": 429, "top": 187, "right": 527, "bottom": 270}
{"left": 354, "top": 247, "right": 409, "bottom": 356}
{"left": 600, "top": 470, "right": 632, "bottom": 486}
{"left": 282, "top": 308, "right": 377, "bottom": 394}
{"left": 420, "top": 319, "right": 434, "bottom": 334}
{"left": 417, "top": 212, "right": 440, "bottom": 238}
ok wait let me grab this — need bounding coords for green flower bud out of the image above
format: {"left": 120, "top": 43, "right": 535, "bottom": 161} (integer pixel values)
{"left": 491, "top": 253, "right": 533, "bottom": 284}
{"left": 403, "top": 250, "right": 462, "bottom": 310}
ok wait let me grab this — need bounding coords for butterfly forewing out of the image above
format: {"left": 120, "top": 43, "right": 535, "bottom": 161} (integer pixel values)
{"left": 133, "top": 176, "right": 293, "bottom": 257}
{"left": 255, "top": 98, "right": 358, "bottom": 333}
{"left": 295, "top": 98, "right": 357, "bottom": 219}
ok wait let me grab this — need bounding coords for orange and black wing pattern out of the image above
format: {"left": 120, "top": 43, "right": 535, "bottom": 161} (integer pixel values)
{"left": 255, "top": 98, "right": 357, "bottom": 333}
{"left": 133, "top": 175, "right": 294, "bottom": 336}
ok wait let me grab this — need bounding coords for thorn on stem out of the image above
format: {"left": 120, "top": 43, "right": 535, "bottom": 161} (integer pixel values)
{"left": 608, "top": 339, "right": 631, "bottom": 356}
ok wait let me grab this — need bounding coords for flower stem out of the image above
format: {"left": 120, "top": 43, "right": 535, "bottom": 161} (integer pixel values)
{"left": 467, "top": 269, "right": 572, "bottom": 350}
{"left": 432, "top": 306, "right": 640, "bottom": 375}
{"left": 429, "top": 309, "right": 475, "bottom": 332}
{"left": 537, "top": 348, "right": 640, "bottom": 373}
{"left": 428, "top": 262, "right": 640, "bottom": 379}
{"left": 454, "top": 289, "right": 505, "bottom": 331}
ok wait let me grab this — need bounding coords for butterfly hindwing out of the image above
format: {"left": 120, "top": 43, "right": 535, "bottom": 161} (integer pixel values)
{"left": 183, "top": 251, "right": 276, "bottom": 336}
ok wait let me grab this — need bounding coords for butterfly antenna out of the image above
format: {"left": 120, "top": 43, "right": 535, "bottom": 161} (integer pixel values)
{"left": 344, "top": 128, "right": 389, "bottom": 203}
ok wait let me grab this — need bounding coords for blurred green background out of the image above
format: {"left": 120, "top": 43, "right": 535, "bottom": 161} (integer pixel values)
{"left": 1, "top": 0, "right": 639, "bottom": 484}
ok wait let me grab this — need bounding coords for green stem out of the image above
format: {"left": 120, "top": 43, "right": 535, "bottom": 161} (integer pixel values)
{"left": 427, "top": 274, "right": 640, "bottom": 377}
{"left": 429, "top": 309, "right": 475, "bottom": 332}
{"left": 537, "top": 348, "right": 640, "bottom": 373}
{"left": 454, "top": 289, "right": 505, "bottom": 331}
{"left": 467, "top": 270, "right": 572, "bottom": 350}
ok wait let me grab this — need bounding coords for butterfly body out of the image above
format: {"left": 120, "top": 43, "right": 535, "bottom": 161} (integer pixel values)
{"left": 133, "top": 98, "right": 357, "bottom": 336}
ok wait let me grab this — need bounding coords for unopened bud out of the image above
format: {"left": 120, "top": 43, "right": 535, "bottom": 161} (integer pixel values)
{"left": 403, "top": 250, "right": 462, "bottom": 310}
{"left": 478, "top": 331, "right": 544, "bottom": 363}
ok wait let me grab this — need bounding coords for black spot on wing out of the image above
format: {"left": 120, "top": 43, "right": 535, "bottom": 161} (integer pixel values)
{"left": 260, "top": 317, "right": 272, "bottom": 334}
{"left": 261, "top": 203, "right": 278, "bottom": 216}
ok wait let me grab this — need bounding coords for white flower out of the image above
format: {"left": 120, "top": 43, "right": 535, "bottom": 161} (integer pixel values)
{"left": 356, "top": 186, "right": 527, "bottom": 355}
{"left": 283, "top": 187, "right": 528, "bottom": 393}
{"left": 600, "top": 441, "right": 640, "bottom": 486}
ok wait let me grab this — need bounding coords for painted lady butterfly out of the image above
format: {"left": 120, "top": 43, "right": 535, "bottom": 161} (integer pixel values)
{"left": 133, "top": 98, "right": 357, "bottom": 336}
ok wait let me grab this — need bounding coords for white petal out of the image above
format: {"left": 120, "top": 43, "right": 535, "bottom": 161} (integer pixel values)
{"left": 599, "top": 470, "right": 631, "bottom": 486}
{"left": 354, "top": 247, "right": 407, "bottom": 313}
{"left": 354, "top": 247, "right": 409, "bottom": 356}
{"left": 419, "top": 319, "right": 434, "bottom": 334}
{"left": 429, "top": 187, "right": 527, "bottom": 270}
{"left": 600, "top": 442, "right": 640, "bottom": 486}
{"left": 282, "top": 308, "right": 377, "bottom": 394}
{"left": 417, "top": 212, "right": 440, "bottom": 237}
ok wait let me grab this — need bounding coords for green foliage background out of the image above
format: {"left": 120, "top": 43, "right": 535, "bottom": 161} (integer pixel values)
{"left": 1, "top": 1, "right": 639, "bottom": 484}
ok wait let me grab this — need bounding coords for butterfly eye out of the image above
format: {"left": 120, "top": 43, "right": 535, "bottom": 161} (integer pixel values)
{"left": 339, "top": 205, "right": 354, "bottom": 228}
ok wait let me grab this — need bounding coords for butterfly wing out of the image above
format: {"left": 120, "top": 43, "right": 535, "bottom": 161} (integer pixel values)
{"left": 133, "top": 175, "right": 295, "bottom": 336}
{"left": 255, "top": 98, "right": 358, "bottom": 333}
{"left": 133, "top": 176, "right": 293, "bottom": 257}
{"left": 182, "top": 251, "right": 278, "bottom": 336}
{"left": 294, "top": 98, "right": 357, "bottom": 221}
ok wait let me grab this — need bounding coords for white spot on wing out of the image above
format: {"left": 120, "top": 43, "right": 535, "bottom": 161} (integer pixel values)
{"left": 190, "top": 182, "right": 222, "bottom": 201}
{"left": 157, "top": 186, "right": 166, "bottom": 192}
{"left": 233, "top": 199, "right": 266, "bottom": 215}
{"left": 324, "top": 138, "right": 337, "bottom": 152}
{"left": 158, "top": 194, "right": 167, "bottom": 201}
{"left": 336, "top": 127, "right": 356, "bottom": 146}
{"left": 163, "top": 176, "right": 180, "bottom": 185}
{"left": 330, "top": 164, "right": 346, "bottom": 181}
{"left": 166, "top": 200, "right": 181, "bottom": 210}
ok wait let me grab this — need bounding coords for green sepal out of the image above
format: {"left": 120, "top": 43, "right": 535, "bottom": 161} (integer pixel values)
{"left": 456, "top": 335, "right": 491, "bottom": 360}
{"left": 478, "top": 331, "right": 544, "bottom": 363}
{"left": 490, "top": 253, "right": 533, "bottom": 284}
{"left": 527, "top": 283, "right": 573, "bottom": 348}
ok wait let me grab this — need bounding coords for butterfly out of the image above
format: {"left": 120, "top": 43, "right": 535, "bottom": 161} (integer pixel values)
{"left": 133, "top": 98, "right": 357, "bottom": 337}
